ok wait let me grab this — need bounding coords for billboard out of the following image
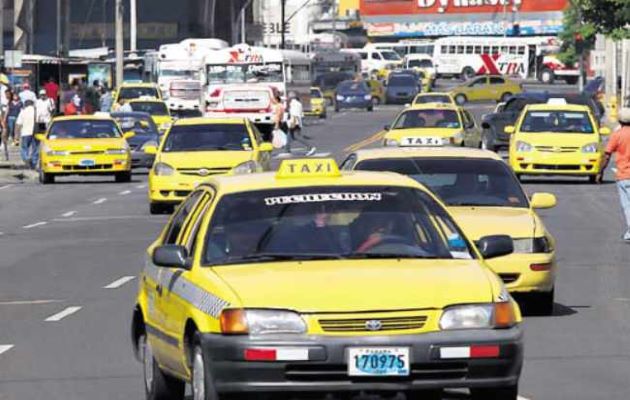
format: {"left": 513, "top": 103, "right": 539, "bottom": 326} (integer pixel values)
{"left": 361, "top": 0, "right": 568, "bottom": 37}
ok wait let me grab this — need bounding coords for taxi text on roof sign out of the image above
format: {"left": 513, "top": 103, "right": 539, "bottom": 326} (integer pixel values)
{"left": 276, "top": 158, "right": 341, "bottom": 179}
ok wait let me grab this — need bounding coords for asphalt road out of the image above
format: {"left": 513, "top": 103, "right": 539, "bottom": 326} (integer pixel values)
{"left": 1, "top": 81, "right": 629, "bottom": 400}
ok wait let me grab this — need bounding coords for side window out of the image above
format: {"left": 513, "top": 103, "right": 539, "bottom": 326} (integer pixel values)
{"left": 185, "top": 193, "right": 215, "bottom": 257}
{"left": 371, "top": 52, "right": 382, "bottom": 60}
{"left": 470, "top": 77, "right": 486, "bottom": 87}
{"left": 164, "top": 192, "right": 203, "bottom": 244}
{"left": 360, "top": 52, "right": 367, "bottom": 60}
{"left": 505, "top": 99, "right": 524, "bottom": 112}
{"left": 340, "top": 154, "right": 357, "bottom": 171}
{"left": 490, "top": 77, "right": 505, "bottom": 85}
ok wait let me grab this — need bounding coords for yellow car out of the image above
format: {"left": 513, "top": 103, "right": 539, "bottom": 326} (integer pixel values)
{"left": 127, "top": 98, "right": 173, "bottom": 132}
{"left": 342, "top": 147, "right": 558, "bottom": 314}
{"left": 450, "top": 75, "right": 522, "bottom": 105}
{"left": 131, "top": 157, "right": 523, "bottom": 400}
{"left": 366, "top": 79, "right": 386, "bottom": 105}
{"left": 506, "top": 103, "right": 610, "bottom": 183}
{"left": 145, "top": 117, "right": 273, "bottom": 214}
{"left": 383, "top": 103, "right": 481, "bottom": 148}
{"left": 305, "top": 87, "right": 327, "bottom": 119}
{"left": 413, "top": 92, "right": 456, "bottom": 106}
{"left": 36, "top": 115, "right": 133, "bottom": 184}
{"left": 113, "top": 82, "right": 162, "bottom": 106}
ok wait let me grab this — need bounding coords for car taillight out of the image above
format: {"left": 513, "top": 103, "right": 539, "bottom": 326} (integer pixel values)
{"left": 210, "top": 88, "right": 222, "bottom": 97}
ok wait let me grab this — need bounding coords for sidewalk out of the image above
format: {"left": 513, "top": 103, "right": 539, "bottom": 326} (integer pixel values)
{"left": 0, "top": 143, "right": 27, "bottom": 169}
{"left": 0, "top": 144, "right": 38, "bottom": 183}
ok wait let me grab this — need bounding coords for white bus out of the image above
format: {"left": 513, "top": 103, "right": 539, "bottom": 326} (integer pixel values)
{"left": 372, "top": 40, "right": 435, "bottom": 57}
{"left": 432, "top": 36, "right": 578, "bottom": 83}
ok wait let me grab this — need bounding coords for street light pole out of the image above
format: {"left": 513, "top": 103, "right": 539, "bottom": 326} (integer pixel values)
{"left": 130, "top": 0, "right": 137, "bottom": 52}
{"left": 115, "top": 0, "right": 124, "bottom": 86}
{"left": 281, "top": 0, "right": 286, "bottom": 49}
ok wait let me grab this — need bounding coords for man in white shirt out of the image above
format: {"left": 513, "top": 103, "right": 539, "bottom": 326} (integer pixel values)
{"left": 285, "top": 92, "right": 316, "bottom": 156}
{"left": 19, "top": 82, "right": 37, "bottom": 105}
{"left": 15, "top": 100, "right": 38, "bottom": 168}
{"left": 35, "top": 89, "right": 55, "bottom": 131}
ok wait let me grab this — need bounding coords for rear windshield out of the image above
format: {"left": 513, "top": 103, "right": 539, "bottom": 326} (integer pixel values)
{"left": 118, "top": 87, "right": 159, "bottom": 100}
{"left": 520, "top": 110, "right": 594, "bottom": 133}
{"left": 414, "top": 95, "right": 451, "bottom": 105}
{"left": 113, "top": 115, "right": 158, "bottom": 134}
{"left": 394, "top": 109, "right": 460, "bottom": 129}
{"left": 48, "top": 120, "right": 121, "bottom": 139}
{"left": 162, "top": 123, "right": 251, "bottom": 152}
{"left": 129, "top": 102, "right": 169, "bottom": 116}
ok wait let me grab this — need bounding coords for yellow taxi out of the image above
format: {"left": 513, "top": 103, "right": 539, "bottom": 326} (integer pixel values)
{"left": 450, "top": 75, "right": 522, "bottom": 105}
{"left": 383, "top": 103, "right": 481, "bottom": 148}
{"left": 506, "top": 102, "right": 610, "bottom": 183}
{"left": 342, "top": 147, "right": 558, "bottom": 314}
{"left": 145, "top": 117, "right": 273, "bottom": 214}
{"left": 366, "top": 79, "right": 386, "bottom": 105}
{"left": 305, "top": 87, "right": 327, "bottom": 119}
{"left": 113, "top": 82, "right": 163, "bottom": 105}
{"left": 131, "top": 158, "right": 523, "bottom": 400}
{"left": 413, "top": 92, "right": 456, "bottom": 106}
{"left": 36, "top": 115, "right": 133, "bottom": 184}
{"left": 127, "top": 98, "right": 174, "bottom": 132}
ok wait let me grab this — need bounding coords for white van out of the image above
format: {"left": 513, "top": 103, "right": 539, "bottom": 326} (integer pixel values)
{"left": 403, "top": 54, "right": 436, "bottom": 77}
{"left": 341, "top": 47, "right": 402, "bottom": 75}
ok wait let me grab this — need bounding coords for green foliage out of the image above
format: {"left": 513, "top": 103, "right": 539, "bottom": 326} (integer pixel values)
{"left": 558, "top": 1, "right": 597, "bottom": 65}
{"left": 568, "top": 0, "right": 630, "bottom": 39}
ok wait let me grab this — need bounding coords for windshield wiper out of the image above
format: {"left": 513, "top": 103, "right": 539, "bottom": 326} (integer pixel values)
{"left": 448, "top": 202, "right": 507, "bottom": 207}
{"left": 220, "top": 252, "right": 343, "bottom": 265}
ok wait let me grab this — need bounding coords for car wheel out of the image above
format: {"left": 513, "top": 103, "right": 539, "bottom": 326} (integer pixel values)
{"left": 455, "top": 94, "right": 467, "bottom": 105}
{"left": 471, "top": 384, "right": 518, "bottom": 400}
{"left": 115, "top": 171, "right": 132, "bottom": 183}
{"left": 191, "top": 342, "right": 219, "bottom": 400}
{"left": 589, "top": 174, "right": 599, "bottom": 184}
{"left": 461, "top": 67, "right": 476, "bottom": 80}
{"left": 141, "top": 334, "right": 185, "bottom": 400}
{"left": 540, "top": 69, "right": 554, "bottom": 84}
{"left": 367, "top": 105, "right": 374, "bottom": 112}
{"left": 39, "top": 170, "right": 55, "bottom": 184}
{"left": 481, "top": 130, "right": 497, "bottom": 152}
{"left": 500, "top": 92, "right": 512, "bottom": 102}
{"left": 319, "top": 112, "right": 326, "bottom": 119}
{"left": 529, "top": 288, "right": 555, "bottom": 316}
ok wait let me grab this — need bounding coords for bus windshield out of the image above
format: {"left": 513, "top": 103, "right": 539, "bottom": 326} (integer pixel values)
{"left": 207, "top": 63, "right": 283, "bottom": 84}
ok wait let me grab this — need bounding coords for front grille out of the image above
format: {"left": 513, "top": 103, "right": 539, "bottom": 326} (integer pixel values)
{"left": 62, "top": 164, "right": 112, "bottom": 171}
{"left": 535, "top": 146, "right": 579, "bottom": 153}
{"left": 177, "top": 167, "right": 231, "bottom": 176}
{"left": 499, "top": 273, "right": 520, "bottom": 284}
{"left": 532, "top": 164, "right": 581, "bottom": 171}
{"left": 319, "top": 316, "right": 427, "bottom": 333}
{"left": 285, "top": 363, "right": 468, "bottom": 382}
{"left": 68, "top": 150, "right": 105, "bottom": 155}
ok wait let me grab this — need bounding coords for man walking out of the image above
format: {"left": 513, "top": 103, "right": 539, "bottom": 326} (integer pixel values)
{"left": 15, "top": 100, "right": 38, "bottom": 169}
{"left": 285, "top": 92, "right": 316, "bottom": 156}
{"left": 36, "top": 89, "right": 55, "bottom": 132}
{"left": 598, "top": 108, "right": 630, "bottom": 242}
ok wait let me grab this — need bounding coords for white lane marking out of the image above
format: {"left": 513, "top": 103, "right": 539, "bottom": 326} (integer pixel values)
{"left": 0, "top": 184, "right": 12, "bottom": 190}
{"left": 52, "top": 215, "right": 166, "bottom": 222}
{"left": 0, "top": 299, "right": 62, "bottom": 306}
{"left": 518, "top": 396, "right": 532, "bottom": 400}
{"left": 136, "top": 184, "right": 147, "bottom": 189}
{"left": 0, "top": 345, "right": 14, "bottom": 355}
{"left": 61, "top": 211, "right": 76, "bottom": 218}
{"left": 0, "top": 232, "right": 4, "bottom": 236}
{"left": 103, "top": 275, "right": 136, "bottom": 289}
{"left": 22, "top": 221, "right": 47, "bottom": 229}
{"left": 119, "top": 190, "right": 132, "bottom": 195}
{"left": 93, "top": 198, "right": 107, "bottom": 205}
{"left": 45, "top": 306, "right": 82, "bottom": 322}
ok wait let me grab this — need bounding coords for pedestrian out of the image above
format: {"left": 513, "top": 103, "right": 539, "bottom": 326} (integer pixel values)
{"left": 0, "top": 95, "right": 8, "bottom": 161}
{"left": 35, "top": 89, "right": 55, "bottom": 133}
{"left": 100, "top": 86, "right": 113, "bottom": 112}
{"left": 7, "top": 91, "right": 22, "bottom": 145}
{"left": 15, "top": 100, "right": 38, "bottom": 169}
{"left": 285, "top": 91, "right": 316, "bottom": 156}
{"left": 18, "top": 82, "right": 37, "bottom": 105}
{"left": 112, "top": 97, "right": 132, "bottom": 113}
{"left": 598, "top": 108, "right": 630, "bottom": 242}
{"left": 84, "top": 80, "right": 101, "bottom": 114}
{"left": 43, "top": 77, "right": 60, "bottom": 108}
{"left": 64, "top": 94, "right": 84, "bottom": 116}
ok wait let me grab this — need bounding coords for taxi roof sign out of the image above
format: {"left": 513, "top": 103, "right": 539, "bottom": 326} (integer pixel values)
{"left": 276, "top": 158, "right": 341, "bottom": 179}
{"left": 547, "top": 98, "right": 568, "bottom": 105}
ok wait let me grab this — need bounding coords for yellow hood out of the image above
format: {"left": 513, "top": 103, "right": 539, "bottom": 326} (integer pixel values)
{"left": 385, "top": 128, "right": 461, "bottom": 140}
{"left": 449, "top": 207, "right": 537, "bottom": 239}
{"left": 212, "top": 260, "right": 493, "bottom": 312}
{"left": 517, "top": 132, "right": 600, "bottom": 148}
{"left": 158, "top": 150, "right": 253, "bottom": 169}
{"left": 45, "top": 137, "right": 127, "bottom": 151}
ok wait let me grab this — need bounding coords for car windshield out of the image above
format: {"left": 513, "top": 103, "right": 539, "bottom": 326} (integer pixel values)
{"left": 520, "top": 110, "right": 594, "bottom": 133}
{"left": 338, "top": 81, "right": 369, "bottom": 94}
{"left": 355, "top": 159, "right": 528, "bottom": 208}
{"left": 203, "top": 186, "right": 474, "bottom": 265}
{"left": 162, "top": 123, "right": 251, "bottom": 152}
{"left": 129, "top": 102, "right": 169, "bottom": 116}
{"left": 118, "top": 87, "right": 159, "bottom": 100}
{"left": 159, "top": 69, "right": 200, "bottom": 80}
{"left": 48, "top": 120, "right": 121, "bottom": 139}
{"left": 388, "top": 76, "right": 416, "bottom": 86}
{"left": 394, "top": 109, "right": 460, "bottom": 129}
{"left": 382, "top": 51, "right": 401, "bottom": 61}
{"left": 310, "top": 89, "right": 323, "bottom": 98}
{"left": 414, "top": 95, "right": 451, "bottom": 104}
{"left": 112, "top": 115, "right": 158, "bottom": 134}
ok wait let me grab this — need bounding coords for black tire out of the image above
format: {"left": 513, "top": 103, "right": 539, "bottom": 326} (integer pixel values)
{"left": 39, "top": 170, "right": 55, "bottom": 184}
{"left": 529, "top": 288, "right": 555, "bottom": 316}
{"left": 319, "top": 112, "right": 326, "bottom": 119}
{"left": 150, "top": 203, "right": 173, "bottom": 215}
{"left": 481, "top": 129, "right": 498, "bottom": 152}
{"left": 461, "top": 67, "right": 476, "bottom": 80}
{"left": 500, "top": 92, "right": 512, "bottom": 102}
{"left": 589, "top": 174, "right": 599, "bottom": 184}
{"left": 115, "top": 171, "right": 132, "bottom": 183}
{"left": 191, "top": 339, "right": 220, "bottom": 400}
{"left": 471, "top": 384, "right": 518, "bottom": 400}
{"left": 455, "top": 93, "right": 467, "bottom": 105}
{"left": 141, "top": 334, "right": 185, "bottom": 400}
{"left": 540, "top": 68, "right": 554, "bottom": 84}
{"left": 367, "top": 105, "right": 373, "bottom": 112}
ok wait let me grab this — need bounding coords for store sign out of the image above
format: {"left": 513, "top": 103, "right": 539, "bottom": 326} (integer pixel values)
{"left": 366, "top": 19, "right": 562, "bottom": 37}
{"left": 417, "top": 0, "right": 522, "bottom": 13}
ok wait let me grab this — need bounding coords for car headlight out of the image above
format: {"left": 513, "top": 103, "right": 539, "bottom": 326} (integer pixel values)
{"left": 581, "top": 142, "right": 599, "bottom": 153}
{"left": 515, "top": 140, "right": 532, "bottom": 152}
{"left": 512, "top": 237, "right": 552, "bottom": 253}
{"left": 364, "top": 94, "right": 372, "bottom": 100}
{"left": 153, "top": 162, "right": 175, "bottom": 176}
{"left": 440, "top": 302, "right": 516, "bottom": 330}
{"left": 336, "top": 95, "right": 345, "bottom": 101}
{"left": 384, "top": 138, "right": 399, "bottom": 147}
{"left": 140, "top": 140, "right": 159, "bottom": 151}
{"left": 220, "top": 309, "right": 307, "bottom": 335}
{"left": 105, "top": 148, "right": 128, "bottom": 155}
{"left": 231, "top": 160, "right": 260, "bottom": 175}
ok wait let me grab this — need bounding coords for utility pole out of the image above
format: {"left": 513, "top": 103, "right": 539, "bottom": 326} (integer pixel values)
{"left": 331, "top": 0, "right": 336, "bottom": 37}
{"left": 130, "top": 0, "right": 137, "bottom": 52}
{"left": 280, "top": 0, "right": 286, "bottom": 49}
{"left": 115, "top": 0, "right": 124, "bottom": 86}
{"left": 0, "top": 0, "right": 4, "bottom": 56}
{"left": 56, "top": 0, "right": 61, "bottom": 56}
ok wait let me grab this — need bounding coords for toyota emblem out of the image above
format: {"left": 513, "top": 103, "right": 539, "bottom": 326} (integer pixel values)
{"left": 365, "top": 320, "right": 383, "bottom": 331}
{"left": 198, "top": 168, "right": 210, "bottom": 176}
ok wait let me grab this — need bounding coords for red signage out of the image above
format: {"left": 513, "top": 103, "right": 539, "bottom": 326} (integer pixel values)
{"left": 360, "top": 0, "right": 568, "bottom": 16}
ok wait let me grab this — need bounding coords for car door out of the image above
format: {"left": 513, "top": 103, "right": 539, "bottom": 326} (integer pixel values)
{"left": 494, "top": 98, "right": 527, "bottom": 139}
{"left": 488, "top": 76, "right": 507, "bottom": 101}
{"left": 462, "top": 109, "right": 480, "bottom": 147}
{"left": 467, "top": 77, "right": 488, "bottom": 101}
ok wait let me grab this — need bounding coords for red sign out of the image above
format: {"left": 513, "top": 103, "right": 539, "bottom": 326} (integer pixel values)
{"left": 360, "top": 0, "right": 568, "bottom": 16}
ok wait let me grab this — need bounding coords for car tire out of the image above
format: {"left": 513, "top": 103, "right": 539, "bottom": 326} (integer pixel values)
{"left": 540, "top": 68, "right": 554, "bottom": 84}
{"left": 500, "top": 92, "right": 512, "bottom": 102}
{"left": 529, "top": 288, "right": 555, "bottom": 316}
{"left": 191, "top": 340, "right": 220, "bottom": 400}
{"left": 150, "top": 203, "right": 173, "bottom": 215}
{"left": 141, "top": 334, "right": 185, "bottom": 400}
{"left": 471, "top": 384, "right": 518, "bottom": 400}
{"left": 461, "top": 67, "right": 476, "bottom": 81}
{"left": 39, "top": 170, "right": 55, "bottom": 184}
{"left": 367, "top": 105, "right": 374, "bottom": 112}
{"left": 455, "top": 94, "right": 467, "bottom": 105}
{"left": 115, "top": 171, "right": 132, "bottom": 183}
{"left": 481, "top": 130, "right": 497, "bottom": 152}
{"left": 589, "top": 175, "right": 599, "bottom": 184}
{"left": 319, "top": 112, "right": 326, "bottom": 119}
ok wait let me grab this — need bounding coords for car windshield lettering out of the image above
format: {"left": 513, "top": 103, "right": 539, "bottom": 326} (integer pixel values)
{"left": 521, "top": 111, "right": 594, "bottom": 133}
{"left": 203, "top": 186, "right": 474, "bottom": 265}
{"left": 162, "top": 124, "right": 251, "bottom": 152}
{"left": 394, "top": 109, "right": 460, "bottom": 129}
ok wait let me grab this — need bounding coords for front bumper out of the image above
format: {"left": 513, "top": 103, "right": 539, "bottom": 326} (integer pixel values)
{"left": 131, "top": 151, "right": 155, "bottom": 169}
{"left": 198, "top": 327, "right": 523, "bottom": 393}
{"left": 149, "top": 174, "right": 211, "bottom": 203}
{"left": 487, "top": 253, "right": 556, "bottom": 293}
{"left": 386, "top": 94, "right": 416, "bottom": 104}
{"left": 337, "top": 100, "right": 371, "bottom": 110}
{"left": 41, "top": 155, "right": 131, "bottom": 175}
{"left": 510, "top": 152, "right": 602, "bottom": 176}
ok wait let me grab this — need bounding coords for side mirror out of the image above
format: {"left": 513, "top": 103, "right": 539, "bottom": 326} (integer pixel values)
{"left": 123, "top": 131, "right": 136, "bottom": 139}
{"left": 144, "top": 145, "right": 158, "bottom": 155}
{"left": 530, "top": 192, "right": 557, "bottom": 209}
{"left": 384, "top": 125, "right": 391, "bottom": 131}
{"left": 259, "top": 142, "right": 274, "bottom": 152}
{"left": 35, "top": 133, "right": 46, "bottom": 141}
{"left": 504, "top": 125, "right": 516, "bottom": 134}
{"left": 152, "top": 244, "right": 191, "bottom": 270}
{"left": 477, "top": 235, "right": 514, "bottom": 259}
{"left": 599, "top": 126, "right": 611, "bottom": 135}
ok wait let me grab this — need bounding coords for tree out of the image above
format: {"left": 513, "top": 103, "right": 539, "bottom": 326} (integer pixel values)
{"left": 558, "top": 1, "right": 597, "bottom": 65}
{"left": 579, "top": 0, "right": 630, "bottom": 39}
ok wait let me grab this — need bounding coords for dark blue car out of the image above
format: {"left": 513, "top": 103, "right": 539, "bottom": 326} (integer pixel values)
{"left": 111, "top": 112, "right": 161, "bottom": 169}
{"left": 334, "top": 81, "right": 373, "bottom": 112}
{"left": 385, "top": 73, "right": 421, "bottom": 105}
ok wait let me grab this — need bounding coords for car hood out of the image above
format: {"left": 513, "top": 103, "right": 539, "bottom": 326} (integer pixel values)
{"left": 448, "top": 207, "right": 536, "bottom": 239}
{"left": 44, "top": 138, "right": 127, "bottom": 151}
{"left": 516, "top": 132, "right": 600, "bottom": 147}
{"left": 385, "top": 127, "right": 461, "bottom": 140}
{"left": 157, "top": 150, "right": 253, "bottom": 169}
{"left": 212, "top": 259, "right": 493, "bottom": 312}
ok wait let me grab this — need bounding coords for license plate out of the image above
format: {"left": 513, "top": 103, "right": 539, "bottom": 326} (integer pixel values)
{"left": 401, "top": 137, "right": 444, "bottom": 147}
{"left": 348, "top": 347, "right": 410, "bottom": 376}
{"left": 79, "top": 159, "right": 96, "bottom": 166}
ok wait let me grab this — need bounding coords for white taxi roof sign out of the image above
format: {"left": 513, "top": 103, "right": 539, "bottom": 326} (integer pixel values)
{"left": 400, "top": 137, "right": 445, "bottom": 147}
{"left": 547, "top": 98, "right": 567, "bottom": 105}
{"left": 277, "top": 158, "right": 341, "bottom": 179}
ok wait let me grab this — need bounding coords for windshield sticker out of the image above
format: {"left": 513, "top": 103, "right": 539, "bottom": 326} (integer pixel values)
{"left": 264, "top": 192, "right": 382, "bottom": 206}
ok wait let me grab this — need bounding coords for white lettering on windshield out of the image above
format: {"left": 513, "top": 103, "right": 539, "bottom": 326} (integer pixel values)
{"left": 264, "top": 192, "right": 382, "bottom": 206}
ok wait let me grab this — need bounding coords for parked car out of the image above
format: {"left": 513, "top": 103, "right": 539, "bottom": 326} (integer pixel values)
{"left": 385, "top": 73, "right": 422, "bottom": 105}
{"left": 335, "top": 80, "right": 373, "bottom": 112}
